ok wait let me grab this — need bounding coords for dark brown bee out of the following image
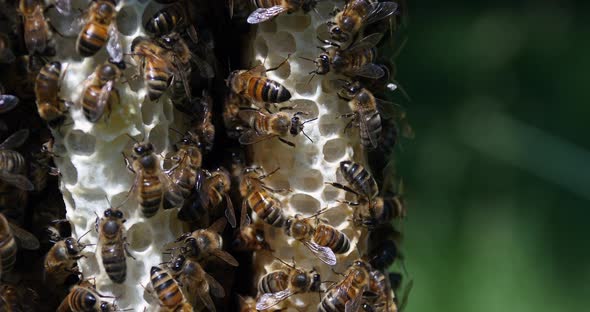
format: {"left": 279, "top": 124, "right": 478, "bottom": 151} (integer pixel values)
{"left": 223, "top": 93, "right": 249, "bottom": 140}
{"left": 198, "top": 167, "right": 236, "bottom": 228}
{"left": 247, "top": 0, "right": 318, "bottom": 24}
{"left": 150, "top": 265, "right": 194, "bottom": 312}
{"left": 30, "top": 138, "right": 60, "bottom": 192}
{"left": 80, "top": 62, "right": 121, "bottom": 123}
{"left": 319, "top": 260, "right": 372, "bottom": 312}
{"left": 308, "top": 33, "right": 385, "bottom": 79}
{"left": 57, "top": 280, "right": 119, "bottom": 312}
{"left": 144, "top": 1, "right": 197, "bottom": 41}
{"left": 76, "top": 0, "right": 121, "bottom": 58}
{"left": 17, "top": 0, "right": 53, "bottom": 55}
{"left": 256, "top": 260, "right": 321, "bottom": 310}
{"left": 328, "top": 160, "right": 378, "bottom": 203}
{"left": 231, "top": 222, "right": 272, "bottom": 252}
{"left": 131, "top": 36, "right": 174, "bottom": 101}
{"left": 44, "top": 227, "right": 90, "bottom": 285}
{"left": 96, "top": 207, "right": 132, "bottom": 284}
{"left": 35, "top": 61, "right": 67, "bottom": 127}
{"left": 123, "top": 140, "right": 165, "bottom": 218}
{"left": 284, "top": 214, "right": 338, "bottom": 266}
{"left": 191, "top": 90, "right": 216, "bottom": 153}
{"left": 169, "top": 254, "right": 225, "bottom": 312}
{"left": 0, "top": 129, "right": 34, "bottom": 191}
{"left": 163, "top": 131, "right": 202, "bottom": 210}
{"left": 227, "top": 60, "right": 292, "bottom": 105}
{"left": 367, "top": 226, "right": 402, "bottom": 271}
{"left": 327, "top": 0, "right": 398, "bottom": 45}
{"left": 238, "top": 167, "right": 287, "bottom": 229}
{"left": 366, "top": 269, "right": 397, "bottom": 312}
{"left": 237, "top": 109, "right": 316, "bottom": 147}
{"left": 177, "top": 218, "right": 239, "bottom": 267}
{"left": 0, "top": 212, "right": 40, "bottom": 275}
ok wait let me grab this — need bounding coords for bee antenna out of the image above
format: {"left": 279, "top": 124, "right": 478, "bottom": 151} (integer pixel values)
{"left": 299, "top": 56, "right": 314, "bottom": 62}
{"left": 77, "top": 229, "right": 93, "bottom": 243}
{"left": 104, "top": 195, "right": 112, "bottom": 207}
{"left": 306, "top": 73, "right": 317, "bottom": 86}
{"left": 273, "top": 256, "right": 295, "bottom": 269}
{"left": 169, "top": 127, "right": 183, "bottom": 136}
{"left": 125, "top": 134, "right": 139, "bottom": 144}
{"left": 302, "top": 117, "right": 318, "bottom": 125}
{"left": 301, "top": 130, "right": 314, "bottom": 143}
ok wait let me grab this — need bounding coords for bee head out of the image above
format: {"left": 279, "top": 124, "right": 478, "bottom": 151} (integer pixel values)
{"left": 133, "top": 142, "right": 154, "bottom": 157}
{"left": 329, "top": 21, "right": 350, "bottom": 43}
{"left": 171, "top": 254, "right": 186, "bottom": 273}
{"left": 65, "top": 237, "right": 82, "bottom": 255}
{"left": 314, "top": 54, "right": 330, "bottom": 75}
{"left": 96, "top": 1, "right": 116, "bottom": 20}
{"left": 98, "top": 63, "right": 119, "bottom": 84}
{"left": 310, "top": 270, "right": 322, "bottom": 292}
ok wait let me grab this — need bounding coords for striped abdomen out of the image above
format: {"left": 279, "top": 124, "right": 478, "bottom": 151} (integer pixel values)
{"left": 246, "top": 190, "right": 285, "bottom": 227}
{"left": 145, "top": 3, "right": 183, "bottom": 35}
{"left": 58, "top": 285, "right": 100, "bottom": 312}
{"left": 35, "top": 61, "right": 60, "bottom": 103}
{"left": 246, "top": 76, "right": 291, "bottom": 103}
{"left": 258, "top": 271, "right": 289, "bottom": 293}
{"left": 359, "top": 111, "right": 382, "bottom": 149}
{"left": 151, "top": 266, "right": 186, "bottom": 309}
{"left": 76, "top": 22, "right": 108, "bottom": 57}
{"left": 346, "top": 48, "right": 377, "bottom": 71}
{"left": 0, "top": 215, "right": 17, "bottom": 273}
{"left": 81, "top": 84, "right": 116, "bottom": 122}
{"left": 340, "top": 160, "right": 378, "bottom": 199}
{"left": 23, "top": 8, "right": 49, "bottom": 54}
{"left": 319, "top": 277, "right": 362, "bottom": 312}
{"left": 101, "top": 240, "right": 126, "bottom": 283}
{"left": 145, "top": 58, "right": 172, "bottom": 101}
{"left": 0, "top": 150, "right": 27, "bottom": 175}
{"left": 138, "top": 172, "right": 163, "bottom": 218}
{"left": 313, "top": 223, "right": 350, "bottom": 254}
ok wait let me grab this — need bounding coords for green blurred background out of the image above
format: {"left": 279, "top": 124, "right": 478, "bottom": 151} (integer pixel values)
{"left": 395, "top": 1, "right": 590, "bottom": 311}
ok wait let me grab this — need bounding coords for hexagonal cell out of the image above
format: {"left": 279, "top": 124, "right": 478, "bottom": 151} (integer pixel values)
{"left": 289, "top": 168, "right": 323, "bottom": 192}
{"left": 268, "top": 31, "right": 296, "bottom": 54}
{"left": 127, "top": 222, "right": 152, "bottom": 252}
{"left": 289, "top": 99, "right": 319, "bottom": 119}
{"left": 255, "top": 37, "right": 269, "bottom": 58}
{"left": 318, "top": 115, "right": 341, "bottom": 136}
{"left": 294, "top": 80, "right": 318, "bottom": 97}
{"left": 65, "top": 130, "right": 96, "bottom": 156}
{"left": 59, "top": 157, "right": 78, "bottom": 185}
{"left": 290, "top": 193, "right": 320, "bottom": 214}
{"left": 323, "top": 138, "right": 346, "bottom": 162}
{"left": 266, "top": 54, "right": 291, "bottom": 80}
{"left": 278, "top": 14, "right": 311, "bottom": 32}
{"left": 116, "top": 5, "right": 139, "bottom": 36}
{"left": 147, "top": 124, "right": 168, "bottom": 154}
{"left": 141, "top": 99, "right": 160, "bottom": 125}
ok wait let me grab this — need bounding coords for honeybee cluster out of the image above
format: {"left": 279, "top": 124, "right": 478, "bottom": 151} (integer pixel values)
{"left": 0, "top": 0, "right": 411, "bottom": 311}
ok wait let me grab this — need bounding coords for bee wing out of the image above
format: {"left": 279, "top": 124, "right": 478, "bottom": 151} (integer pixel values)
{"left": 196, "top": 170, "right": 211, "bottom": 208}
{"left": 208, "top": 217, "right": 228, "bottom": 233}
{"left": 196, "top": 282, "right": 217, "bottom": 312}
{"left": 348, "top": 33, "right": 384, "bottom": 51}
{"left": 0, "top": 94, "right": 19, "bottom": 114}
{"left": 247, "top": 6, "right": 289, "bottom": 24}
{"left": 240, "top": 199, "right": 251, "bottom": 229}
{"left": 304, "top": 241, "right": 337, "bottom": 266}
{"left": 0, "top": 47, "right": 16, "bottom": 64}
{"left": 238, "top": 129, "right": 275, "bottom": 145}
{"left": 204, "top": 271, "right": 226, "bottom": 298}
{"left": 107, "top": 26, "right": 123, "bottom": 63}
{"left": 54, "top": 0, "right": 72, "bottom": 16}
{"left": 256, "top": 289, "right": 295, "bottom": 311}
{"left": 363, "top": 2, "right": 398, "bottom": 25}
{"left": 9, "top": 222, "right": 40, "bottom": 250}
{"left": 65, "top": 13, "right": 86, "bottom": 37}
{"left": 358, "top": 111, "right": 379, "bottom": 149}
{"left": 0, "top": 171, "right": 35, "bottom": 191}
{"left": 210, "top": 249, "right": 239, "bottom": 267}
{"left": 224, "top": 193, "right": 237, "bottom": 228}
{"left": 376, "top": 99, "right": 414, "bottom": 139}
{"left": 347, "top": 63, "right": 385, "bottom": 79}
{"left": 344, "top": 291, "right": 363, "bottom": 312}
{"left": 0, "top": 129, "right": 28, "bottom": 150}
{"left": 92, "top": 81, "right": 114, "bottom": 121}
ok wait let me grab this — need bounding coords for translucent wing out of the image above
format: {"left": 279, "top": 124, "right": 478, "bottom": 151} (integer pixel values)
{"left": 363, "top": 2, "right": 398, "bottom": 25}
{"left": 240, "top": 199, "right": 251, "bottom": 229}
{"left": 247, "top": 6, "right": 289, "bottom": 24}
{"left": 208, "top": 217, "right": 227, "bottom": 233}
{"left": 0, "top": 94, "right": 19, "bottom": 114}
{"left": 210, "top": 249, "right": 239, "bottom": 267}
{"left": 93, "top": 81, "right": 114, "bottom": 122}
{"left": 348, "top": 33, "right": 384, "bottom": 51}
{"left": 204, "top": 271, "right": 225, "bottom": 298}
{"left": 256, "top": 289, "right": 294, "bottom": 311}
{"left": 358, "top": 111, "right": 379, "bottom": 149}
{"left": 196, "top": 170, "right": 211, "bottom": 208}
{"left": 0, "top": 172, "right": 35, "bottom": 191}
{"left": 344, "top": 292, "right": 363, "bottom": 312}
{"left": 65, "top": 13, "right": 86, "bottom": 37}
{"left": 399, "top": 279, "right": 414, "bottom": 312}
{"left": 224, "top": 193, "right": 236, "bottom": 228}
{"left": 304, "top": 240, "right": 337, "bottom": 265}
{"left": 9, "top": 222, "right": 40, "bottom": 250}
{"left": 107, "top": 26, "right": 123, "bottom": 63}
{"left": 54, "top": 0, "right": 72, "bottom": 16}
{"left": 347, "top": 63, "right": 385, "bottom": 79}
{"left": 0, "top": 129, "right": 29, "bottom": 150}
{"left": 196, "top": 282, "right": 216, "bottom": 312}
{"left": 238, "top": 129, "right": 275, "bottom": 145}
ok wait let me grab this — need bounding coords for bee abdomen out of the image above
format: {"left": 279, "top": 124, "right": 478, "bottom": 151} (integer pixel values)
{"left": 151, "top": 267, "right": 184, "bottom": 307}
{"left": 314, "top": 224, "right": 350, "bottom": 254}
{"left": 0, "top": 150, "right": 26, "bottom": 174}
{"left": 341, "top": 161, "right": 378, "bottom": 198}
{"left": 102, "top": 244, "right": 126, "bottom": 283}
{"left": 248, "top": 192, "right": 285, "bottom": 227}
{"left": 76, "top": 24, "right": 108, "bottom": 57}
{"left": 248, "top": 77, "right": 291, "bottom": 103}
{"left": 145, "top": 6, "right": 180, "bottom": 35}
{"left": 0, "top": 236, "right": 17, "bottom": 273}
{"left": 360, "top": 112, "right": 382, "bottom": 149}
{"left": 139, "top": 176, "right": 163, "bottom": 218}
{"left": 258, "top": 271, "right": 289, "bottom": 293}
{"left": 145, "top": 64, "right": 171, "bottom": 101}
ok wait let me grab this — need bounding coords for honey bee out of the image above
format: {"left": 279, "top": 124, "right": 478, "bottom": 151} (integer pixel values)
{"left": 80, "top": 62, "right": 121, "bottom": 123}
{"left": 327, "top": 0, "right": 398, "bottom": 45}
{"left": 177, "top": 218, "right": 239, "bottom": 267}
{"left": 0, "top": 212, "right": 40, "bottom": 275}
{"left": 44, "top": 227, "right": 90, "bottom": 285}
{"left": 191, "top": 90, "right": 216, "bottom": 153}
{"left": 227, "top": 59, "right": 292, "bottom": 105}
{"left": 367, "top": 226, "right": 401, "bottom": 271}
{"left": 169, "top": 254, "right": 225, "bottom": 311}
{"left": 223, "top": 92, "right": 249, "bottom": 140}
{"left": 198, "top": 167, "right": 236, "bottom": 228}
{"left": 150, "top": 266, "right": 194, "bottom": 312}
{"left": 0, "top": 284, "right": 38, "bottom": 312}
{"left": 95, "top": 206, "right": 133, "bottom": 284}
{"left": 366, "top": 269, "right": 397, "bottom": 312}
{"left": 144, "top": 0, "right": 198, "bottom": 42}
{"left": 239, "top": 167, "right": 288, "bottom": 229}
{"left": 131, "top": 36, "right": 174, "bottom": 101}
{"left": 349, "top": 190, "right": 405, "bottom": 229}
{"left": 231, "top": 222, "right": 272, "bottom": 252}
{"left": 246, "top": 0, "right": 318, "bottom": 24}
{"left": 256, "top": 259, "right": 321, "bottom": 310}
{"left": 307, "top": 33, "right": 385, "bottom": 79}
{"left": 35, "top": 61, "right": 68, "bottom": 128}
{"left": 163, "top": 132, "right": 202, "bottom": 210}
{"left": 30, "top": 138, "right": 60, "bottom": 192}
{"left": 237, "top": 109, "right": 316, "bottom": 147}
{"left": 0, "top": 33, "right": 16, "bottom": 64}
{"left": 0, "top": 129, "right": 34, "bottom": 191}
{"left": 284, "top": 213, "right": 341, "bottom": 266}
{"left": 328, "top": 160, "right": 378, "bottom": 202}
{"left": 17, "top": 0, "right": 54, "bottom": 55}
{"left": 57, "top": 280, "right": 120, "bottom": 312}
{"left": 319, "top": 259, "right": 372, "bottom": 312}
{"left": 123, "top": 140, "right": 165, "bottom": 218}
{"left": 76, "top": 0, "right": 122, "bottom": 61}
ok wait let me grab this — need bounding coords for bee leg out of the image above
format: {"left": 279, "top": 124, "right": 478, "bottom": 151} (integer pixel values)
{"left": 124, "top": 241, "right": 136, "bottom": 260}
{"left": 278, "top": 137, "right": 296, "bottom": 147}
{"left": 337, "top": 199, "right": 360, "bottom": 206}
{"left": 122, "top": 153, "right": 134, "bottom": 173}
{"left": 265, "top": 54, "right": 291, "bottom": 72}
{"left": 325, "top": 182, "right": 359, "bottom": 196}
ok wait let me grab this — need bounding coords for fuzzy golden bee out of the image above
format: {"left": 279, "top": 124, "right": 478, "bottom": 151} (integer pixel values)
{"left": 57, "top": 280, "right": 119, "bottom": 312}
{"left": 247, "top": 0, "right": 318, "bottom": 24}
{"left": 176, "top": 218, "right": 238, "bottom": 267}
{"left": 163, "top": 131, "right": 202, "bottom": 210}
{"left": 150, "top": 265, "right": 194, "bottom": 312}
{"left": 17, "top": 0, "right": 54, "bottom": 55}
{"left": 227, "top": 60, "right": 292, "bottom": 105}
{"left": 284, "top": 213, "right": 342, "bottom": 266}
{"left": 131, "top": 36, "right": 176, "bottom": 101}
{"left": 35, "top": 61, "right": 67, "bottom": 128}
{"left": 256, "top": 259, "right": 321, "bottom": 310}
{"left": 44, "top": 227, "right": 90, "bottom": 285}
{"left": 238, "top": 167, "right": 288, "bottom": 229}
{"left": 197, "top": 167, "right": 236, "bottom": 228}
{"left": 76, "top": 0, "right": 122, "bottom": 60}
{"left": 327, "top": 0, "right": 398, "bottom": 45}
{"left": 237, "top": 109, "right": 316, "bottom": 147}
{"left": 80, "top": 62, "right": 121, "bottom": 123}
{"left": 95, "top": 207, "right": 132, "bottom": 284}
{"left": 319, "top": 260, "right": 372, "bottom": 312}
{"left": 169, "top": 254, "right": 225, "bottom": 311}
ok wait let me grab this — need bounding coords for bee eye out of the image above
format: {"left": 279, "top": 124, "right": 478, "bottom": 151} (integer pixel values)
{"left": 115, "top": 211, "right": 123, "bottom": 218}
{"left": 104, "top": 209, "right": 112, "bottom": 217}
{"left": 134, "top": 146, "right": 143, "bottom": 154}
